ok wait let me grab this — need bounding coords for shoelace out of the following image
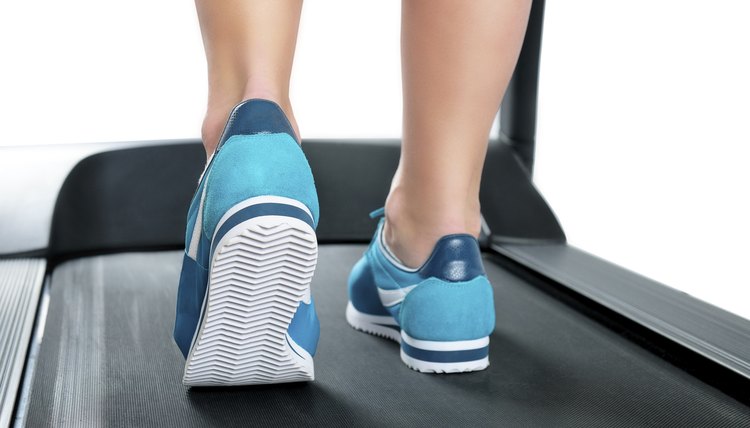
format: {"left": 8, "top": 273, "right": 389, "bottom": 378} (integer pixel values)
{"left": 369, "top": 207, "right": 385, "bottom": 219}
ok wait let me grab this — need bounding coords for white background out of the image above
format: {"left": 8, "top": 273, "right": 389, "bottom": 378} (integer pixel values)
{"left": 1, "top": 1, "right": 748, "bottom": 319}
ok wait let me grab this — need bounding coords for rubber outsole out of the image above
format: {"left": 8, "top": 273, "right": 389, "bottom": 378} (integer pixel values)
{"left": 183, "top": 198, "right": 317, "bottom": 386}
{"left": 345, "top": 302, "right": 490, "bottom": 374}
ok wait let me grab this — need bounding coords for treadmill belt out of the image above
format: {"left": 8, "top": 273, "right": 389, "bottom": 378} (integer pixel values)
{"left": 26, "top": 246, "right": 750, "bottom": 427}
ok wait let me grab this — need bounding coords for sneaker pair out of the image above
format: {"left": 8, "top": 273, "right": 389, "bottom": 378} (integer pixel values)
{"left": 173, "top": 99, "right": 494, "bottom": 386}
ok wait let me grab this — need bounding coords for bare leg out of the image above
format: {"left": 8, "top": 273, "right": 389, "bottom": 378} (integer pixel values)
{"left": 385, "top": 0, "right": 532, "bottom": 267}
{"left": 195, "top": 0, "right": 303, "bottom": 157}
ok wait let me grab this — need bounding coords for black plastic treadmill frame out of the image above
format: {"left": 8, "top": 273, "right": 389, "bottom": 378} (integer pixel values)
{"left": 499, "top": 0, "right": 545, "bottom": 175}
{"left": 492, "top": 244, "right": 750, "bottom": 405}
{"left": 44, "top": 138, "right": 565, "bottom": 261}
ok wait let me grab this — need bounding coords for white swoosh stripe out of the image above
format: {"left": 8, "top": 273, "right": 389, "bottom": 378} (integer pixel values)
{"left": 378, "top": 284, "right": 418, "bottom": 307}
{"left": 187, "top": 184, "right": 207, "bottom": 260}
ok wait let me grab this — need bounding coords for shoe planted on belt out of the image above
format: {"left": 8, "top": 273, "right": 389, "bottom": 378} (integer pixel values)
{"left": 346, "top": 208, "right": 495, "bottom": 373}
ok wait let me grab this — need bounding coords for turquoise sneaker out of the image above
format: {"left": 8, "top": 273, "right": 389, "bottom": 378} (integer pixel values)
{"left": 173, "top": 99, "right": 320, "bottom": 386}
{"left": 346, "top": 209, "right": 494, "bottom": 373}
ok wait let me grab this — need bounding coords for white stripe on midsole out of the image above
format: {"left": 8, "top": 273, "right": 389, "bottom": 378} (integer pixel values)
{"left": 401, "top": 331, "right": 489, "bottom": 351}
{"left": 377, "top": 285, "right": 417, "bottom": 307}
{"left": 212, "top": 195, "right": 314, "bottom": 242}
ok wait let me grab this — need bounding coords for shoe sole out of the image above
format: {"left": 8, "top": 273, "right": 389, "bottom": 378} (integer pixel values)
{"left": 183, "top": 196, "right": 317, "bottom": 386}
{"left": 346, "top": 302, "right": 490, "bottom": 374}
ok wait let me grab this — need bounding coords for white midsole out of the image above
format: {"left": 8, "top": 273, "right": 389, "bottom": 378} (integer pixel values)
{"left": 345, "top": 302, "right": 401, "bottom": 343}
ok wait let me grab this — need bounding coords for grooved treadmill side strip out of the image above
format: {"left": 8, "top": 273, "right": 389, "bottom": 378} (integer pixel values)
{"left": 26, "top": 248, "right": 750, "bottom": 427}
{"left": 0, "top": 258, "right": 45, "bottom": 428}
{"left": 493, "top": 243, "right": 750, "bottom": 381}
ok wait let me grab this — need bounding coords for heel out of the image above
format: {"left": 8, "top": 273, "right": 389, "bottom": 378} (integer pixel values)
{"left": 400, "top": 331, "right": 490, "bottom": 373}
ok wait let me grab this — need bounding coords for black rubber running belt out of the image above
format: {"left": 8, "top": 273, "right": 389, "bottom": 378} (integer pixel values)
{"left": 24, "top": 246, "right": 750, "bottom": 427}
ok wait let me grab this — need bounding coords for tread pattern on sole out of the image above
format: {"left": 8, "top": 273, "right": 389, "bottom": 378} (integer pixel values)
{"left": 183, "top": 216, "right": 317, "bottom": 386}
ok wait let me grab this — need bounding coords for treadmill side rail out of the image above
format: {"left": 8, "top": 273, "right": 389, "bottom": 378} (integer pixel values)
{"left": 494, "top": 242, "right": 750, "bottom": 405}
{"left": 0, "top": 258, "right": 45, "bottom": 428}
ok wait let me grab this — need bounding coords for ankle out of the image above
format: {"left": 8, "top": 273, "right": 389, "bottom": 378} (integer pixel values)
{"left": 201, "top": 89, "right": 300, "bottom": 159}
{"left": 201, "top": 107, "right": 229, "bottom": 158}
{"left": 383, "top": 188, "right": 481, "bottom": 268}
{"left": 241, "top": 86, "right": 300, "bottom": 143}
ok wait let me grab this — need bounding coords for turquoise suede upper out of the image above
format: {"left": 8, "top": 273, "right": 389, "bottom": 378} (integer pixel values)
{"left": 202, "top": 133, "right": 319, "bottom": 240}
{"left": 400, "top": 276, "right": 494, "bottom": 341}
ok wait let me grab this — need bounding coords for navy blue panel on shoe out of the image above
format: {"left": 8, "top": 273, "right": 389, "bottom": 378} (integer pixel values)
{"left": 209, "top": 202, "right": 315, "bottom": 255}
{"left": 218, "top": 99, "right": 298, "bottom": 149}
{"left": 419, "top": 235, "right": 486, "bottom": 282}
{"left": 173, "top": 252, "right": 209, "bottom": 358}
{"left": 348, "top": 255, "right": 392, "bottom": 316}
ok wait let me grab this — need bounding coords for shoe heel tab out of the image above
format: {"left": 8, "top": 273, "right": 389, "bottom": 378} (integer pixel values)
{"left": 420, "top": 234, "right": 485, "bottom": 282}
{"left": 218, "top": 99, "right": 299, "bottom": 149}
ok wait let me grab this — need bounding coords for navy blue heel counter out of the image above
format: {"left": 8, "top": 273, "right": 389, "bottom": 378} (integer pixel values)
{"left": 420, "top": 235, "right": 486, "bottom": 282}
{"left": 218, "top": 99, "right": 298, "bottom": 149}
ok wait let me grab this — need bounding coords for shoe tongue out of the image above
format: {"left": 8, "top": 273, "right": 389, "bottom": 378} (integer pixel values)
{"left": 217, "top": 99, "right": 299, "bottom": 149}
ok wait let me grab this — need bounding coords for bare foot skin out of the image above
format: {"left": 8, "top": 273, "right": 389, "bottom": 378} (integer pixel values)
{"left": 201, "top": 94, "right": 300, "bottom": 159}
{"left": 194, "top": 0, "right": 303, "bottom": 159}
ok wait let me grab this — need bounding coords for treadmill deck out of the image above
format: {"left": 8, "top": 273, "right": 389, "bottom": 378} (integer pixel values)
{"left": 24, "top": 246, "right": 750, "bottom": 427}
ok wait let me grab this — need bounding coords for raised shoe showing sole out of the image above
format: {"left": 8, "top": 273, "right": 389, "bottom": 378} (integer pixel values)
{"left": 183, "top": 196, "right": 318, "bottom": 386}
{"left": 173, "top": 99, "right": 321, "bottom": 387}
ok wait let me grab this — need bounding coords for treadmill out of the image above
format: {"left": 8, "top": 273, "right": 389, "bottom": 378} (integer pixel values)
{"left": 2, "top": 2, "right": 749, "bottom": 426}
